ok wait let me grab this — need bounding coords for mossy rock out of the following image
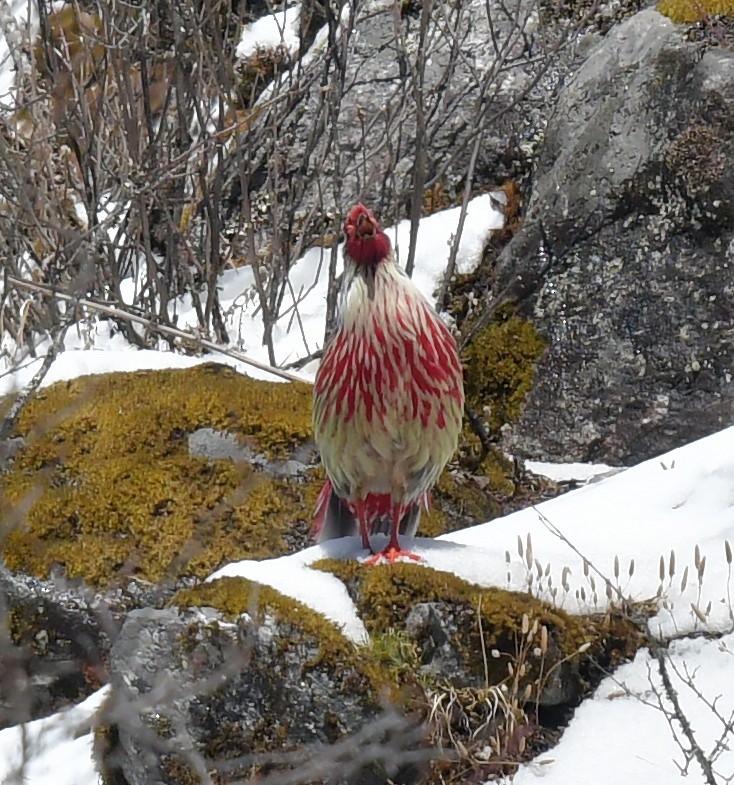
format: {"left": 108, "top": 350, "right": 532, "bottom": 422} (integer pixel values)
{"left": 658, "top": 0, "right": 734, "bottom": 22}
{"left": 96, "top": 579, "right": 423, "bottom": 784}
{"left": 462, "top": 316, "right": 546, "bottom": 439}
{"left": 172, "top": 576, "right": 396, "bottom": 696}
{"left": 312, "top": 561, "right": 645, "bottom": 700}
{"left": 0, "top": 364, "right": 320, "bottom": 586}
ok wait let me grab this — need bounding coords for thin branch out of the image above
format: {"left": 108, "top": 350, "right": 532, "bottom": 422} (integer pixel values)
{"left": 4, "top": 276, "right": 308, "bottom": 384}
{"left": 652, "top": 642, "right": 718, "bottom": 785}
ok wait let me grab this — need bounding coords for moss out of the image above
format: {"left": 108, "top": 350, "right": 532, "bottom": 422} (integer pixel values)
{"left": 313, "top": 559, "right": 644, "bottom": 686}
{"left": 370, "top": 628, "right": 425, "bottom": 684}
{"left": 356, "top": 563, "right": 581, "bottom": 646}
{"left": 160, "top": 756, "right": 200, "bottom": 785}
{"left": 0, "top": 364, "right": 318, "bottom": 586}
{"left": 94, "top": 724, "right": 128, "bottom": 785}
{"left": 462, "top": 316, "right": 546, "bottom": 438}
{"left": 173, "top": 577, "right": 368, "bottom": 672}
{"left": 658, "top": 0, "right": 734, "bottom": 22}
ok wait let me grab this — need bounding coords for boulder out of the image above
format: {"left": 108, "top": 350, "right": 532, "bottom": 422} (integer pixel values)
{"left": 490, "top": 9, "right": 734, "bottom": 463}
{"left": 102, "top": 589, "right": 426, "bottom": 785}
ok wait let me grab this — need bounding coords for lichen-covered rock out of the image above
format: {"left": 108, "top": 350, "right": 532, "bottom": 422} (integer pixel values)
{"left": 102, "top": 584, "right": 424, "bottom": 785}
{"left": 488, "top": 9, "right": 734, "bottom": 464}
{"left": 0, "top": 563, "right": 184, "bottom": 729}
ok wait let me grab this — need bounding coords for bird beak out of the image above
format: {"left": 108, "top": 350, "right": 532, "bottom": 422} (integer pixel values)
{"left": 355, "top": 213, "right": 376, "bottom": 239}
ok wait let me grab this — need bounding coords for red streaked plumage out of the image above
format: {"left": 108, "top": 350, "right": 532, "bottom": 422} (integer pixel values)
{"left": 312, "top": 203, "right": 464, "bottom": 563}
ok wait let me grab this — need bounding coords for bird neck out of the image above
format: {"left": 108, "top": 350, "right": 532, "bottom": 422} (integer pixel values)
{"left": 339, "top": 249, "right": 411, "bottom": 330}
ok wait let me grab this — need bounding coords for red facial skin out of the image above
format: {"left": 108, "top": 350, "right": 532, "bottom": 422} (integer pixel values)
{"left": 343, "top": 203, "right": 392, "bottom": 267}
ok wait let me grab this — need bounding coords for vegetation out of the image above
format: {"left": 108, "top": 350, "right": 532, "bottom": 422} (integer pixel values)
{"left": 1, "top": 365, "right": 319, "bottom": 585}
{"left": 658, "top": 0, "right": 734, "bottom": 22}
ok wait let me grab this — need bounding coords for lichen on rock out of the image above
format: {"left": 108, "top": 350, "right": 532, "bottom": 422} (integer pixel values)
{"left": 101, "top": 579, "right": 423, "bottom": 785}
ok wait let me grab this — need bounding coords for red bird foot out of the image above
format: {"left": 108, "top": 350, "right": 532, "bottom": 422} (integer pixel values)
{"left": 363, "top": 545, "right": 422, "bottom": 566}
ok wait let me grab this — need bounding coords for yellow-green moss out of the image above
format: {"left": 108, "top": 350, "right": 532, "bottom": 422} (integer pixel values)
{"left": 172, "top": 577, "right": 398, "bottom": 698}
{"left": 658, "top": 0, "right": 734, "bottom": 22}
{"left": 314, "top": 561, "right": 646, "bottom": 693}
{"left": 316, "top": 561, "right": 577, "bottom": 638}
{"left": 462, "top": 316, "right": 546, "bottom": 438}
{"left": 1, "top": 364, "right": 319, "bottom": 586}
{"left": 312, "top": 561, "right": 596, "bottom": 683}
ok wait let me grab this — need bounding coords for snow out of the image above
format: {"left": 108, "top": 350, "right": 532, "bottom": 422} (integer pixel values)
{"left": 236, "top": 3, "right": 302, "bottom": 60}
{"left": 0, "top": 687, "right": 109, "bottom": 785}
{"left": 525, "top": 460, "right": 616, "bottom": 483}
{"left": 509, "top": 634, "right": 734, "bottom": 785}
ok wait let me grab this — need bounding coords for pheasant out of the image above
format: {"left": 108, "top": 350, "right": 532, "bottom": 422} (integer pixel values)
{"left": 312, "top": 203, "right": 464, "bottom": 563}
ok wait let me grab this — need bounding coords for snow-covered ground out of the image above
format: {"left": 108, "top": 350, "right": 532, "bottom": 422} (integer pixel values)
{"left": 1, "top": 7, "right": 733, "bottom": 785}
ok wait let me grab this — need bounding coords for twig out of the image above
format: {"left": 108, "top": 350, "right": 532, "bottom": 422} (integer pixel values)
{"left": 652, "top": 642, "right": 718, "bottom": 785}
{"left": 4, "top": 276, "right": 308, "bottom": 385}
{"left": 533, "top": 507, "right": 627, "bottom": 605}
{"left": 0, "top": 315, "right": 71, "bottom": 440}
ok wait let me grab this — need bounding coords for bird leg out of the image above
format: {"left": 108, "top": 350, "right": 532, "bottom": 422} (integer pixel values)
{"left": 354, "top": 499, "right": 373, "bottom": 553}
{"left": 364, "top": 504, "right": 421, "bottom": 565}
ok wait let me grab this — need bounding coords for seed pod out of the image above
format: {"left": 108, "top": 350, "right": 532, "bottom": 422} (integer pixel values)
{"left": 691, "top": 603, "right": 708, "bottom": 623}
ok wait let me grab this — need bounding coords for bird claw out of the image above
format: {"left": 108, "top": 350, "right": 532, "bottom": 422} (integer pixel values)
{"left": 363, "top": 546, "right": 422, "bottom": 566}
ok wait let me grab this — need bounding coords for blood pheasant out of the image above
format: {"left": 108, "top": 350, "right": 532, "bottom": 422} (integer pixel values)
{"left": 313, "top": 203, "right": 464, "bottom": 563}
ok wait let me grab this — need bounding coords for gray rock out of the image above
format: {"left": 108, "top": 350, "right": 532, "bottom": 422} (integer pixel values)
{"left": 0, "top": 564, "right": 192, "bottom": 729}
{"left": 491, "top": 9, "right": 734, "bottom": 463}
{"left": 188, "top": 427, "right": 312, "bottom": 478}
{"left": 221, "top": 0, "right": 578, "bottom": 263}
{"left": 103, "top": 604, "right": 423, "bottom": 785}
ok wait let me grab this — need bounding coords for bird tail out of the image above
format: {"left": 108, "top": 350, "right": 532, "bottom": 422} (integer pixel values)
{"left": 312, "top": 479, "right": 359, "bottom": 542}
{"left": 312, "top": 481, "right": 428, "bottom": 542}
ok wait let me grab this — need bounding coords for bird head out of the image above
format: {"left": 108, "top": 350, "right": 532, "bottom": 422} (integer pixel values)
{"left": 343, "top": 203, "right": 392, "bottom": 267}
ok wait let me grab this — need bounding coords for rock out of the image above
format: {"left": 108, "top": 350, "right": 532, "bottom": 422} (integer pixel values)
{"left": 220, "top": 0, "right": 578, "bottom": 258}
{"left": 491, "top": 9, "right": 734, "bottom": 463}
{"left": 0, "top": 563, "right": 184, "bottom": 729}
{"left": 102, "top": 586, "right": 426, "bottom": 785}
{"left": 188, "top": 427, "right": 314, "bottom": 478}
